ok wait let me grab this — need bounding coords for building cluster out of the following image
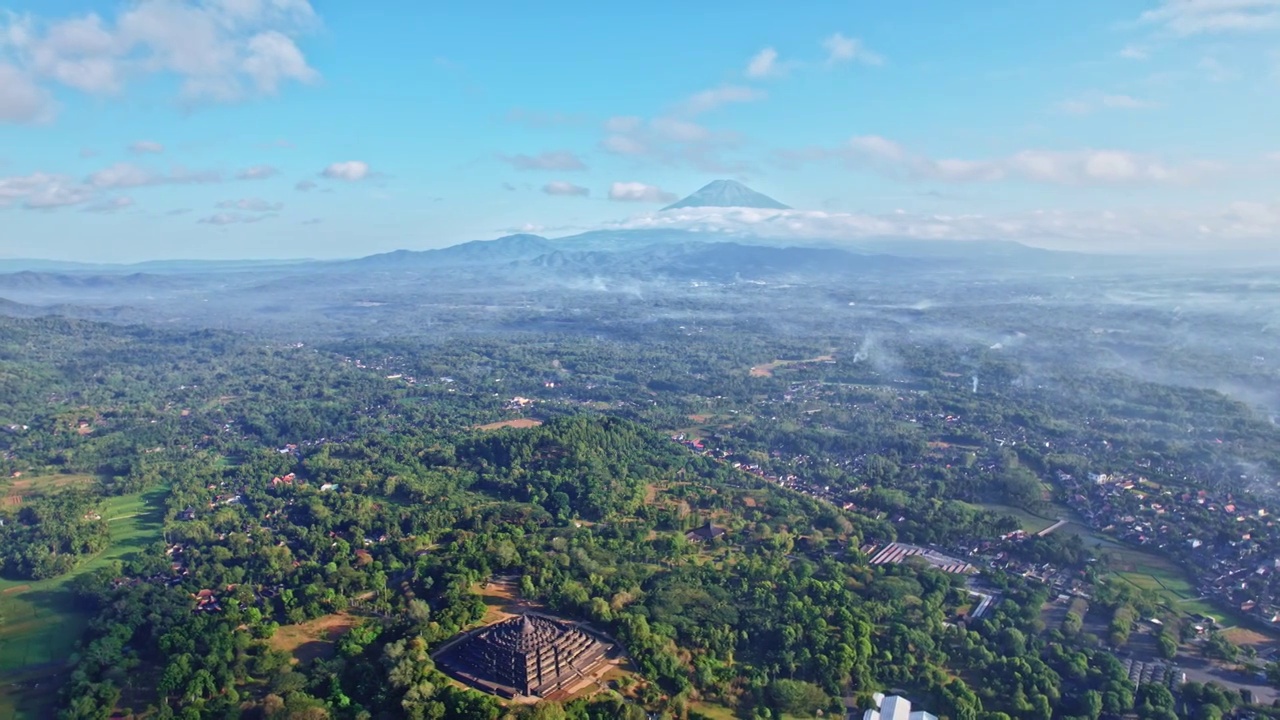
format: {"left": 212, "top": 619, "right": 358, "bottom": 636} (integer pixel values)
{"left": 862, "top": 693, "right": 937, "bottom": 720}
{"left": 863, "top": 542, "right": 976, "bottom": 574}
{"left": 1057, "top": 469, "right": 1280, "bottom": 628}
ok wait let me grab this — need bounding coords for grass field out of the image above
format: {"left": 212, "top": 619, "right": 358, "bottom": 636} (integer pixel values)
{"left": 268, "top": 612, "right": 360, "bottom": 665}
{"left": 0, "top": 473, "right": 98, "bottom": 509}
{"left": 971, "top": 502, "right": 1058, "bottom": 534}
{"left": 691, "top": 701, "right": 741, "bottom": 719}
{"left": 0, "top": 487, "right": 166, "bottom": 720}
{"left": 691, "top": 701, "right": 818, "bottom": 720}
{"left": 1104, "top": 545, "right": 1234, "bottom": 622}
{"left": 748, "top": 354, "right": 835, "bottom": 378}
{"left": 473, "top": 418, "right": 543, "bottom": 432}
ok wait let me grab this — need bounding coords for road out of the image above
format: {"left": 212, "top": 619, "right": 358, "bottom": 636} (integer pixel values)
{"left": 1037, "top": 519, "right": 1070, "bottom": 536}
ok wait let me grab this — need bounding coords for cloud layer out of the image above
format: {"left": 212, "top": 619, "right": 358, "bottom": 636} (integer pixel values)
{"left": 1139, "top": 0, "right": 1280, "bottom": 36}
{"left": 781, "top": 135, "right": 1214, "bottom": 186}
{"left": 0, "top": 0, "right": 320, "bottom": 123}
{"left": 606, "top": 201, "right": 1280, "bottom": 254}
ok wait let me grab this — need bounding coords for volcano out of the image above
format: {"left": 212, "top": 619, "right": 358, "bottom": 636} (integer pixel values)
{"left": 662, "top": 179, "right": 790, "bottom": 211}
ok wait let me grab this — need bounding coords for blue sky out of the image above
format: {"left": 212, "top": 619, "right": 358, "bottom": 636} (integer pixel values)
{"left": 2, "top": 0, "right": 1279, "bottom": 261}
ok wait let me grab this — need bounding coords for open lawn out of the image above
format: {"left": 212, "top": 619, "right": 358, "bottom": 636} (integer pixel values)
{"left": 690, "top": 701, "right": 816, "bottom": 720}
{"left": 970, "top": 502, "right": 1057, "bottom": 534}
{"left": 268, "top": 612, "right": 361, "bottom": 665}
{"left": 473, "top": 418, "right": 543, "bottom": 432}
{"left": 0, "top": 486, "right": 165, "bottom": 720}
{"left": 748, "top": 354, "right": 835, "bottom": 378}
{"left": 691, "top": 701, "right": 742, "bottom": 719}
{"left": 472, "top": 576, "right": 538, "bottom": 624}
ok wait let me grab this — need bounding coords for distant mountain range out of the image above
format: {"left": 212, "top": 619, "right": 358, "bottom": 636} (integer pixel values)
{"left": 0, "top": 180, "right": 1140, "bottom": 292}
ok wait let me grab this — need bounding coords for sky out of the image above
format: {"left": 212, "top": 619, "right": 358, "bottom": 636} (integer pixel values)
{"left": 2, "top": 0, "right": 1280, "bottom": 262}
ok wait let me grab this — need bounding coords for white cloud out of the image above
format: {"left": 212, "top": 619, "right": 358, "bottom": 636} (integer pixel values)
{"left": 237, "top": 164, "right": 279, "bottom": 180}
{"left": 0, "top": 171, "right": 131, "bottom": 209}
{"left": 0, "top": 173, "right": 60, "bottom": 207}
{"left": 295, "top": 179, "right": 317, "bottom": 192}
{"left": 0, "top": 0, "right": 320, "bottom": 121}
{"left": 605, "top": 202, "right": 1280, "bottom": 254}
{"left": 600, "top": 133, "right": 649, "bottom": 156}
{"left": 87, "top": 162, "right": 221, "bottom": 189}
{"left": 595, "top": 83, "right": 763, "bottom": 173}
{"left": 241, "top": 30, "right": 318, "bottom": 93}
{"left": 649, "top": 117, "right": 713, "bottom": 143}
{"left": 1139, "top": 0, "right": 1280, "bottom": 35}
{"left": 5, "top": 173, "right": 97, "bottom": 209}
{"left": 745, "top": 47, "right": 789, "bottom": 78}
{"left": 129, "top": 140, "right": 165, "bottom": 154}
{"left": 1119, "top": 45, "right": 1150, "bottom": 60}
{"left": 822, "top": 33, "right": 884, "bottom": 66}
{"left": 0, "top": 63, "right": 55, "bottom": 123}
{"left": 83, "top": 196, "right": 134, "bottom": 213}
{"left": 499, "top": 150, "right": 587, "bottom": 171}
{"left": 675, "top": 85, "right": 767, "bottom": 116}
{"left": 604, "top": 116, "right": 643, "bottom": 133}
{"left": 1103, "top": 94, "right": 1151, "bottom": 109}
{"left": 198, "top": 211, "right": 271, "bottom": 225}
{"left": 1056, "top": 93, "right": 1155, "bottom": 115}
{"left": 217, "top": 197, "right": 282, "bottom": 212}
{"left": 600, "top": 116, "right": 748, "bottom": 173}
{"left": 321, "top": 161, "right": 371, "bottom": 181}
{"left": 787, "top": 135, "right": 1212, "bottom": 186}
{"left": 542, "top": 180, "right": 589, "bottom": 197}
{"left": 2, "top": 165, "right": 226, "bottom": 211}
{"left": 87, "top": 163, "right": 153, "bottom": 189}
{"left": 1198, "top": 55, "right": 1234, "bottom": 82}
{"left": 848, "top": 135, "right": 907, "bottom": 162}
{"left": 608, "top": 182, "right": 677, "bottom": 203}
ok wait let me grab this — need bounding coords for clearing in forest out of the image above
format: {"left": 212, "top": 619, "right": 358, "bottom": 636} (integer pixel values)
{"left": 970, "top": 502, "right": 1057, "bottom": 534}
{"left": 473, "top": 576, "right": 538, "bottom": 624}
{"left": 268, "top": 612, "right": 362, "bottom": 665}
{"left": 0, "top": 487, "right": 165, "bottom": 720}
{"left": 1221, "top": 627, "right": 1277, "bottom": 652}
{"left": 1106, "top": 546, "right": 1245, "bottom": 625}
{"left": 748, "top": 354, "right": 836, "bottom": 378}
{"left": 473, "top": 418, "right": 543, "bottom": 432}
{"left": 0, "top": 474, "right": 98, "bottom": 508}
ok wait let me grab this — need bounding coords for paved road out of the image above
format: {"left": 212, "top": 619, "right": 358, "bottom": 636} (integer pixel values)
{"left": 1037, "top": 519, "right": 1070, "bottom": 536}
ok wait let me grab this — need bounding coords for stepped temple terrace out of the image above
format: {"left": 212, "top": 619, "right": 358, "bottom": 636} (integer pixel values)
{"left": 436, "top": 613, "right": 616, "bottom": 699}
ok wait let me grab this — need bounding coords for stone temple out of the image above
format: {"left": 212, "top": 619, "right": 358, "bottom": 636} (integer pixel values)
{"left": 437, "top": 614, "right": 613, "bottom": 698}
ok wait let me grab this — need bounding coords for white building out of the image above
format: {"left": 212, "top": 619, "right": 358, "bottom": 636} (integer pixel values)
{"left": 862, "top": 694, "right": 937, "bottom": 720}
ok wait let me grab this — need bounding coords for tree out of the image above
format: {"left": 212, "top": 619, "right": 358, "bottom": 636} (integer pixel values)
{"left": 1157, "top": 632, "right": 1177, "bottom": 660}
{"left": 767, "top": 679, "right": 828, "bottom": 716}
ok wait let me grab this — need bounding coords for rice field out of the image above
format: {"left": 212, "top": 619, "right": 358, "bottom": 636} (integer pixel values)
{"left": 0, "top": 487, "right": 165, "bottom": 720}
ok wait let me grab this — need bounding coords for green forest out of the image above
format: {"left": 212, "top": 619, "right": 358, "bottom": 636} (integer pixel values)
{"left": 1, "top": 316, "right": 1278, "bottom": 720}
